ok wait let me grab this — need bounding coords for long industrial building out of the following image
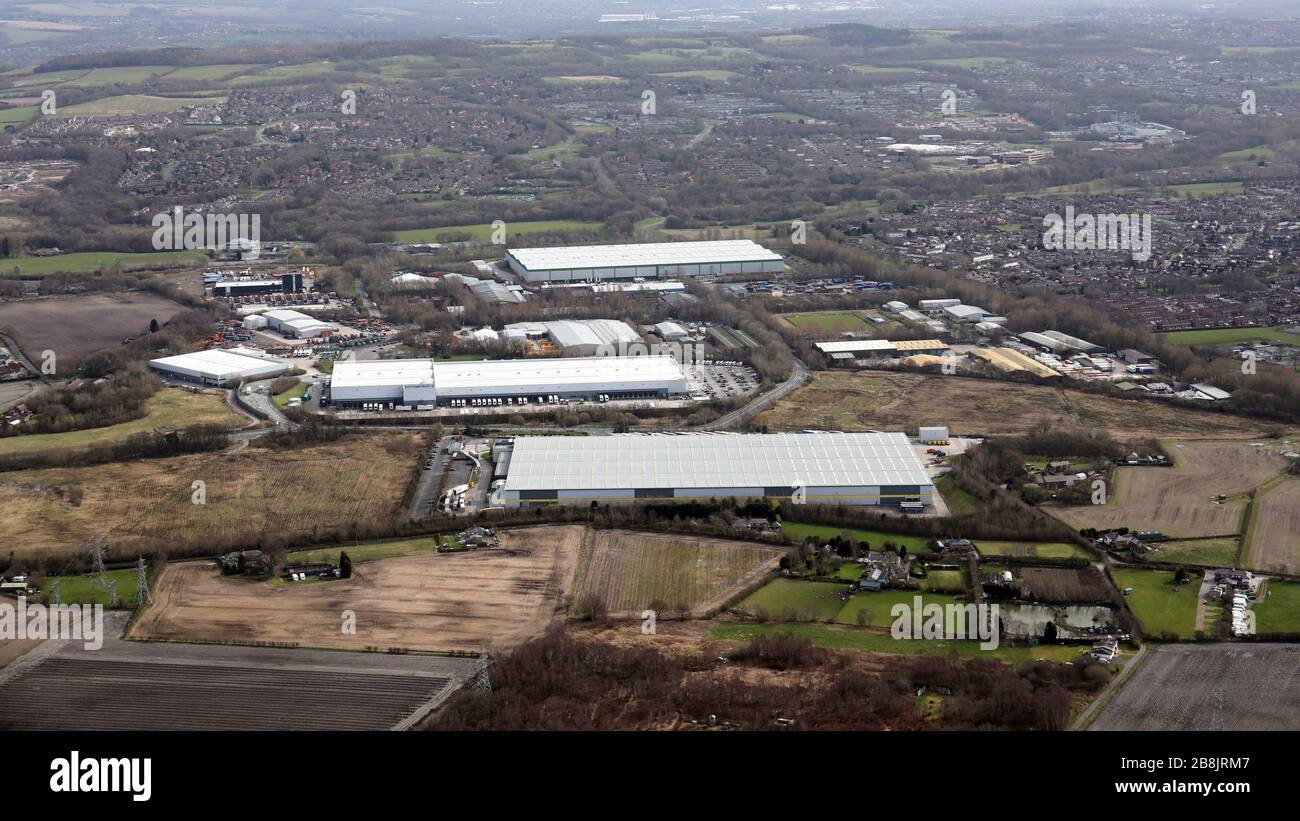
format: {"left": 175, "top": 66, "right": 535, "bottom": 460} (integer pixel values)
{"left": 150, "top": 348, "right": 290, "bottom": 386}
{"left": 328, "top": 355, "right": 688, "bottom": 407}
{"left": 504, "top": 240, "right": 785, "bottom": 283}
{"left": 494, "top": 431, "right": 934, "bottom": 507}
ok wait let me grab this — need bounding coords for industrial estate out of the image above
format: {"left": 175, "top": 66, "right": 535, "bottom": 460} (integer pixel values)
{"left": 0, "top": 0, "right": 1298, "bottom": 758}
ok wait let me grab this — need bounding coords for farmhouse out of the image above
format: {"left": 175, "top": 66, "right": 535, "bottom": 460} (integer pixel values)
{"left": 504, "top": 240, "right": 785, "bottom": 283}
{"left": 494, "top": 431, "right": 934, "bottom": 507}
{"left": 328, "top": 355, "right": 689, "bottom": 407}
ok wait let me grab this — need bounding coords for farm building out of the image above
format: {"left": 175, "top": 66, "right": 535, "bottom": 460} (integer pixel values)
{"left": 149, "top": 348, "right": 289, "bottom": 386}
{"left": 504, "top": 240, "right": 784, "bottom": 283}
{"left": 328, "top": 355, "right": 688, "bottom": 408}
{"left": 494, "top": 431, "right": 934, "bottom": 507}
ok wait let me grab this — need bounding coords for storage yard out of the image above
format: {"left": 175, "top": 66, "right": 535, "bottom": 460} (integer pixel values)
{"left": 131, "top": 525, "right": 583, "bottom": 653}
{"left": 573, "top": 530, "right": 784, "bottom": 617}
{"left": 505, "top": 239, "right": 784, "bottom": 282}
{"left": 0, "top": 637, "right": 477, "bottom": 731}
{"left": 494, "top": 431, "right": 935, "bottom": 508}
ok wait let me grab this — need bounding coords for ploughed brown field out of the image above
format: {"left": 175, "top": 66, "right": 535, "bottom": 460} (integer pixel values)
{"left": 130, "top": 525, "right": 583, "bottom": 653}
{"left": 0, "top": 292, "right": 189, "bottom": 362}
{"left": 1247, "top": 477, "right": 1300, "bottom": 574}
{"left": 1049, "top": 440, "right": 1291, "bottom": 540}
{"left": 1090, "top": 644, "right": 1300, "bottom": 731}
{"left": 756, "top": 371, "right": 1275, "bottom": 439}
{"left": 573, "top": 529, "right": 783, "bottom": 617}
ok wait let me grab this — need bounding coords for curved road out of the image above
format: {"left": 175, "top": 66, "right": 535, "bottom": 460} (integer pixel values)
{"left": 701, "top": 358, "right": 809, "bottom": 431}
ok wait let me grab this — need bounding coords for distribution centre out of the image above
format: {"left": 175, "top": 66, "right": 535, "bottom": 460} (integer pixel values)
{"left": 493, "top": 431, "right": 934, "bottom": 507}
{"left": 149, "top": 348, "right": 290, "bottom": 386}
{"left": 504, "top": 239, "right": 785, "bottom": 283}
{"left": 327, "top": 355, "right": 689, "bottom": 407}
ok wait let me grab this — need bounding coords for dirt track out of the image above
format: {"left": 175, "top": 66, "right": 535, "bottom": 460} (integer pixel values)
{"left": 131, "top": 525, "right": 583, "bottom": 653}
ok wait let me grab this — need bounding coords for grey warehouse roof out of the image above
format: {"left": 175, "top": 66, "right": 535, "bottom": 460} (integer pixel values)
{"left": 503, "top": 431, "right": 932, "bottom": 491}
{"left": 507, "top": 240, "right": 782, "bottom": 271}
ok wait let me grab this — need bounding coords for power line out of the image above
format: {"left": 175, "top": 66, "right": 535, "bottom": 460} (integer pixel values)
{"left": 471, "top": 649, "right": 491, "bottom": 693}
{"left": 135, "top": 556, "right": 152, "bottom": 607}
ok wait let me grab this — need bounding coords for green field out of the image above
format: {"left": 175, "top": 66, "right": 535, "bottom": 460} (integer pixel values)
{"left": 0, "top": 106, "right": 37, "bottom": 125}
{"left": 1213, "top": 145, "right": 1278, "bottom": 165}
{"left": 850, "top": 64, "right": 920, "bottom": 75}
{"left": 778, "top": 311, "right": 873, "bottom": 335}
{"left": 1016, "top": 179, "right": 1243, "bottom": 200}
{"left": 736, "top": 575, "right": 968, "bottom": 628}
{"left": 163, "top": 64, "right": 261, "bottom": 82}
{"left": 916, "top": 56, "right": 1013, "bottom": 69}
{"left": 1158, "top": 325, "right": 1300, "bottom": 347}
{"left": 285, "top": 535, "right": 450, "bottom": 565}
{"left": 1112, "top": 568, "right": 1199, "bottom": 639}
{"left": 976, "top": 541, "right": 1092, "bottom": 559}
{"left": 780, "top": 521, "right": 933, "bottom": 553}
{"left": 37, "top": 568, "right": 149, "bottom": 608}
{"left": 922, "top": 568, "right": 965, "bottom": 592}
{"left": 1152, "top": 537, "right": 1240, "bottom": 567}
{"left": 934, "top": 475, "right": 980, "bottom": 515}
{"left": 69, "top": 66, "right": 175, "bottom": 86}
{"left": 393, "top": 219, "right": 603, "bottom": 243}
{"left": 1221, "top": 45, "right": 1299, "bottom": 54}
{"left": 229, "top": 61, "right": 338, "bottom": 87}
{"left": 57, "top": 94, "right": 220, "bottom": 116}
{"left": 837, "top": 589, "right": 964, "bottom": 627}
{"left": 738, "top": 578, "right": 845, "bottom": 620}
{"left": 651, "top": 69, "right": 741, "bottom": 80}
{"left": 0, "top": 249, "right": 207, "bottom": 278}
{"left": 0, "top": 389, "right": 243, "bottom": 456}
{"left": 711, "top": 623, "right": 1086, "bottom": 663}
{"left": 1254, "top": 580, "right": 1300, "bottom": 633}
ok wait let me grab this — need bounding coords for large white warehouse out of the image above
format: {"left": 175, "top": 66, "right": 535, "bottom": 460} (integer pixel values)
{"left": 150, "top": 348, "right": 289, "bottom": 386}
{"left": 262, "top": 308, "right": 332, "bottom": 339}
{"left": 504, "top": 240, "right": 785, "bottom": 283}
{"left": 494, "top": 431, "right": 934, "bottom": 507}
{"left": 502, "top": 319, "right": 642, "bottom": 355}
{"left": 328, "top": 355, "right": 689, "bottom": 407}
